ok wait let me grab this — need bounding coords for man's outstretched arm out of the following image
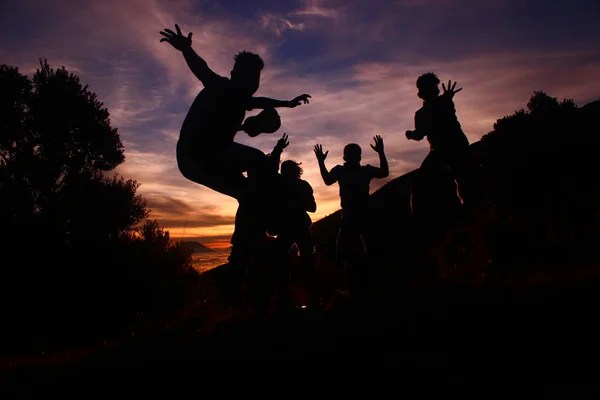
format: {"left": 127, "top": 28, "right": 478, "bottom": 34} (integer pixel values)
{"left": 160, "top": 24, "right": 221, "bottom": 87}
{"left": 314, "top": 144, "right": 337, "bottom": 186}
{"left": 375, "top": 151, "right": 389, "bottom": 178}
{"left": 267, "top": 133, "right": 289, "bottom": 172}
{"left": 182, "top": 47, "right": 222, "bottom": 87}
{"left": 370, "top": 135, "right": 389, "bottom": 178}
{"left": 249, "top": 94, "right": 311, "bottom": 110}
{"left": 406, "top": 112, "right": 427, "bottom": 141}
{"left": 318, "top": 160, "right": 336, "bottom": 186}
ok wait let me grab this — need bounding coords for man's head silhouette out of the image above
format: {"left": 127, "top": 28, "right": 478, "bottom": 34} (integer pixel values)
{"left": 281, "top": 160, "right": 303, "bottom": 179}
{"left": 231, "top": 51, "right": 264, "bottom": 96}
{"left": 343, "top": 143, "right": 362, "bottom": 165}
{"left": 417, "top": 72, "right": 440, "bottom": 102}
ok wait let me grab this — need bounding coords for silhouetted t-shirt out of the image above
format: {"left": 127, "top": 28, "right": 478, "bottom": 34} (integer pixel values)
{"left": 415, "top": 94, "right": 469, "bottom": 152}
{"left": 330, "top": 163, "right": 379, "bottom": 220}
{"left": 179, "top": 75, "right": 250, "bottom": 157}
{"left": 278, "top": 178, "right": 315, "bottom": 230}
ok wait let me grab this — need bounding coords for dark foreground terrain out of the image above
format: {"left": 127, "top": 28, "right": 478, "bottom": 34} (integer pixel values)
{"left": 2, "top": 94, "right": 600, "bottom": 396}
{"left": 2, "top": 266, "right": 600, "bottom": 396}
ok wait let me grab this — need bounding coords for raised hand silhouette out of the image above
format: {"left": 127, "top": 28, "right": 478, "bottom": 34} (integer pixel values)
{"left": 442, "top": 80, "right": 462, "bottom": 98}
{"left": 159, "top": 24, "right": 192, "bottom": 51}
{"left": 289, "top": 94, "right": 311, "bottom": 107}
{"left": 275, "top": 132, "right": 290, "bottom": 152}
{"left": 314, "top": 144, "right": 329, "bottom": 162}
{"left": 370, "top": 135, "right": 384, "bottom": 153}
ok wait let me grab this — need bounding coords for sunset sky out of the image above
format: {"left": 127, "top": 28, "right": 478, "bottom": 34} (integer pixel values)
{"left": 2, "top": 0, "right": 599, "bottom": 248}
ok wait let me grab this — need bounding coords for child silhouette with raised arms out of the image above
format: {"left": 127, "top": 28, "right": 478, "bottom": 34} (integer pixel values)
{"left": 405, "top": 72, "right": 471, "bottom": 216}
{"left": 314, "top": 135, "right": 389, "bottom": 302}
{"left": 159, "top": 24, "right": 311, "bottom": 265}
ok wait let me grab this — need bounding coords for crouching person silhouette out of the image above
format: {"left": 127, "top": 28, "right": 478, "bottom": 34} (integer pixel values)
{"left": 159, "top": 24, "right": 311, "bottom": 268}
{"left": 314, "top": 135, "right": 389, "bottom": 303}
{"left": 268, "top": 157, "right": 318, "bottom": 310}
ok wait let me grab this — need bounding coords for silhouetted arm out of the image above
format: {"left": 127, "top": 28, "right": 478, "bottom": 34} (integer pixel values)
{"left": 440, "top": 80, "right": 464, "bottom": 127}
{"left": 314, "top": 144, "right": 337, "bottom": 186}
{"left": 160, "top": 24, "right": 222, "bottom": 88}
{"left": 319, "top": 162, "right": 339, "bottom": 186}
{"left": 267, "top": 149, "right": 282, "bottom": 173}
{"left": 376, "top": 150, "right": 390, "bottom": 178}
{"left": 407, "top": 111, "right": 427, "bottom": 141}
{"left": 369, "top": 135, "right": 389, "bottom": 178}
{"left": 182, "top": 47, "right": 223, "bottom": 88}
{"left": 267, "top": 133, "right": 289, "bottom": 172}
{"left": 250, "top": 97, "right": 292, "bottom": 109}
{"left": 373, "top": 152, "right": 389, "bottom": 179}
{"left": 249, "top": 94, "right": 311, "bottom": 110}
{"left": 440, "top": 93, "right": 461, "bottom": 123}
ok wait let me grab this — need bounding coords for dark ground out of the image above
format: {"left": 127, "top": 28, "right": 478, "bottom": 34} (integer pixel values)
{"left": 2, "top": 268, "right": 600, "bottom": 396}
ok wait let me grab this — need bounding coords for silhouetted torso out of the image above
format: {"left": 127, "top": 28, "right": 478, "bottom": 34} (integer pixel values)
{"left": 330, "top": 163, "right": 379, "bottom": 226}
{"left": 180, "top": 76, "right": 250, "bottom": 154}
{"left": 416, "top": 94, "right": 469, "bottom": 152}
{"left": 278, "top": 177, "right": 314, "bottom": 229}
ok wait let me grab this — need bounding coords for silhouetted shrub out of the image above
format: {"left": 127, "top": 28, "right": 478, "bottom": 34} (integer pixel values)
{"left": 0, "top": 60, "right": 197, "bottom": 355}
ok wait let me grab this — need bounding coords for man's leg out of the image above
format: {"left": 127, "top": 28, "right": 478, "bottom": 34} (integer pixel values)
{"left": 337, "top": 223, "right": 367, "bottom": 298}
{"left": 272, "top": 234, "right": 294, "bottom": 310}
{"left": 224, "top": 142, "right": 276, "bottom": 235}
{"left": 216, "top": 142, "right": 277, "bottom": 265}
{"left": 176, "top": 141, "right": 248, "bottom": 200}
{"left": 296, "top": 229, "right": 318, "bottom": 306}
{"left": 448, "top": 147, "right": 477, "bottom": 209}
{"left": 417, "top": 149, "right": 465, "bottom": 220}
{"left": 223, "top": 142, "right": 274, "bottom": 179}
{"left": 177, "top": 140, "right": 274, "bottom": 201}
{"left": 229, "top": 199, "right": 266, "bottom": 260}
{"left": 413, "top": 151, "right": 440, "bottom": 219}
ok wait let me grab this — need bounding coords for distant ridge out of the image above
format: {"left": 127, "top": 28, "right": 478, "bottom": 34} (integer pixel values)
{"left": 181, "top": 241, "right": 214, "bottom": 253}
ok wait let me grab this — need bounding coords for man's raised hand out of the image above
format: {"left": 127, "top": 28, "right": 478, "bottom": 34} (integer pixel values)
{"left": 370, "top": 134, "right": 384, "bottom": 153}
{"left": 289, "top": 94, "right": 311, "bottom": 107}
{"left": 442, "top": 80, "right": 462, "bottom": 98}
{"left": 314, "top": 144, "right": 328, "bottom": 162}
{"left": 275, "top": 133, "right": 290, "bottom": 152}
{"left": 159, "top": 24, "right": 192, "bottom": 51}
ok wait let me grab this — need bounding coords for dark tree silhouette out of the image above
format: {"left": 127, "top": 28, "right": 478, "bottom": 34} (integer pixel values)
{"left": 0, "top": 59, "right": 146, "bottom": 247}
{"left": 0, "top": 60, "right": 195, "bottom": 356}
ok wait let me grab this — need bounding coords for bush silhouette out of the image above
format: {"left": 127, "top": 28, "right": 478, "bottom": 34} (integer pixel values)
{"left": 0, "top": 60, "right": 197, "bottom": 356}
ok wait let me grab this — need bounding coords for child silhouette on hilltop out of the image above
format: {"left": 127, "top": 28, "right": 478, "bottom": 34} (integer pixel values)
{"left": 159, "top": 24, "right": 311, "bottom": 265}
{"left": 405, "top": 72, "right": 472, "bottom": 215}
{"left": 314, "top": 135, "right": 389, "bottom": 301}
